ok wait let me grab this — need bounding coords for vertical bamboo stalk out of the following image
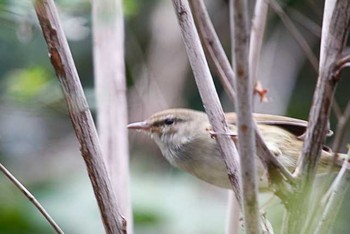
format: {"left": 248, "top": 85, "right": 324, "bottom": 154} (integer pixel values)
{"left": 92, "top": 0, "right": 132, "bottom": 233}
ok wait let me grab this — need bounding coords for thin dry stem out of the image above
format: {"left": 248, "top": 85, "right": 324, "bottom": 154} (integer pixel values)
{"left": 288, "top": 8, "right": 321, "bottom": 37}
{"left": 34, "top": 0, "right": 125, "bottom": 233}
{"left": 288, "top": 0, "right": 350, "bottom": 233}
{"left": 314, "top": 155, "right": 350, "bottom": 234}
{"left": 92, "top": 0, "right": 132, "bottom": 232}
{"left": 191, "top": 0, "right": 294, "bottom": 188}
{"left": 332, "top": 101, "right": 350, "bottom": 159}
{"left": 232, "top": 0, "right": 261, "bottom": 232}
{"left": 269, "top": 0, "right": 319, "bottom": 71}
{"left": 225, "top": 191, "right": 240, "bottom": 234}
{"left": 270, "top": 0, "right": 342, "bottom": 120}
{"left": 0, "top": 163, "right": 64, "bottom": 234}
{"left": 171, "top": 0, "right": 242, "bottom": 205}
{"left": 249, "top": 0, "right": 268, "bottom": 90}
{"left": 189, "top": 0, "right": 236, "bottom": 103}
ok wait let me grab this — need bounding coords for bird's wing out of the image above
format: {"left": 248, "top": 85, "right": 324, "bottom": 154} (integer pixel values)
{"left": 224, "top": 112, "right": 333, "bottom": 137}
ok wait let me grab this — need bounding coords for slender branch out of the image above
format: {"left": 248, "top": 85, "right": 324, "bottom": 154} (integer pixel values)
{"left": 171, "top": 0, "right": 242, "bottom": 206}
{"left": 225, "top": 191, "right": 240, "bottom": 234}
{"left": 303, "top": 101, "right": 350, "bottom": 233}
{"left": 288, "top": 0, "right": 350, "bottom": 233}
{"left": 255, "top": 131, "right": 295, "bottom": 185}
{"left": 189, "top": 0, "right": 236, "bottom": 104}
{"left": 332, "top": 101, "right": 343, "bottom": 120}
{"left": 336, "top": 52, "right": 350, "bottom": 68}
{"left": 92, "top": 0, "right": 132, "bottom": 232}
{"left": 34, "top": 1, "right": 125, "bottom": 233}
{"left": 270, "top": 0, "right": 343, "bottom": 120}
{"left": 232, "top": 0, "right": 261, "bottom": 233}
{"left": 295, "top": 0, "right": 350, "bottom": 182}
{"left": 334, "top": 52, "right": 350, "bottom": 77}
{"left": 332, "top": 101, "right": 350, "bottom": 158}
{"left": 190, "top": 0, "right": 294, "bottom": 189}
{"left": 288, "top": 7, "right": 321, "bottom": 38}
{"left": 269, "top": 0, "right": 319, "bottom": 71}
{"left": 249, "top": 0, "right": 268, "bottom": 89}
{"left": 249, "top": 0, "right": 296, "bottom": 193}
{"left": 314, "top": 155, "right": 350, "bottom": 234}
{"left": 0, "top": 163, "right": 64, "bottom": 234}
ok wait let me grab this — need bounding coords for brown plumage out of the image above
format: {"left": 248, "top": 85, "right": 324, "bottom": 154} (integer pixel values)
{"left": 128, "top": 108, "right": 345, "bottom": 189}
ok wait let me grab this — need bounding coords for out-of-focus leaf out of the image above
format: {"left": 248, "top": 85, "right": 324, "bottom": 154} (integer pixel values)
{"left": 4, "top": 66, "right": 50, "bottom": 100}
{"left": 124, "top": 0, "right": 139, "bottom": 17}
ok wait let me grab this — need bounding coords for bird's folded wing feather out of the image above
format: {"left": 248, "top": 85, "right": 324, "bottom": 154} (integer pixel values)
{"left": 224, "top": 112, "right": 333, "bottom": 137}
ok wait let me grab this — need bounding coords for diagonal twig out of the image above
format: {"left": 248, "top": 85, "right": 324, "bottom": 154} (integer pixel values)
{"left": 314, "top": 152, "right": 350, "bottom": 234}
{"left": 249, "top": 0, "right": 269, "bottom": 90}
{"left": 190, "top": 0, "right": 295, "bottom": 188}
{"left": 270, "top": 0, "right": 343, "bottom": 120}
{"left": 0, "top": 163, "right": 64, "bottom": 234}
{"left": 171, "top": 0, "right": 242, "bottom": 207}
{"left": 189, "top": 0, "right": 236, "bottom": 104}
{"left": 34, "top": 1, "right": 125, "bottom": 233}
{"left": 269, "top": 0, "right": 319, "bottom": 71}
{"left": 289, "top": 0, "right": 350, "bottom": 233}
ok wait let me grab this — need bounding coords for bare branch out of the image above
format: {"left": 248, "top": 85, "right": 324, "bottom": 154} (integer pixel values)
{"left": 232, "top": 0, "right": 261, "bottom": 232}
{"left": 34, "top": 0, "right": 125, "bottom": 233}
{"left": 295, "top": 0, "right": 350, "bottom": 183}
{"left": 270, "top": 0, "right": 343, "bottom": 120}
{"left": 92, "top": 0, "right": 132, "bottom": 232}
{"left": 314, "top": 155, "right": 350, "bottom": 234}
{"left": 189, "top": 0, "right": 236, "bottom": 103}
{"left": 190, "top": 0, "right": 294, "bottom": 189}
{"left": 249, "top": 0, "right": 296, "bottom": 193}
{"left": 269, "top": 0, "right": 319, "bottom": 71}
{"left": 288, "top": 0, "right": 350, "bottom": 232}
{"left": 0, "top": 163, "right": 64, "bottom": 234}
{"left": 225, "top": 191, "right": 240, "bottom": 234}
{"left": 334, "top": 52, "right": 350, "bottom": 77}
{"left": 332, "top": 101, "right": 350, "bottom": 160}
{"left": 249, "top": 0, "right": 268, "bottom": 89}
{"left": 171, "top": 0, "right": 242, "bottom": 206}
{"left": 288, "top": 7, "right": 321, "bottom": 38}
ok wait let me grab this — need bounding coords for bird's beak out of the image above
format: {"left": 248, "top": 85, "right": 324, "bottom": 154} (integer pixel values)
{"left": 127, "top": 121, "right": 151, "bottom": 131}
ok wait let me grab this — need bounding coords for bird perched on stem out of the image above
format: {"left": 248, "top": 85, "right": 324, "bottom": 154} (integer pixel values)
{"left": 128, "top": 108, "right": 345, "bottom": 189}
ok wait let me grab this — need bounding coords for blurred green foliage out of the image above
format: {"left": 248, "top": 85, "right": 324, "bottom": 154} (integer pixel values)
{"left": 0, "top": 181, "right": 48, "bottom": 234}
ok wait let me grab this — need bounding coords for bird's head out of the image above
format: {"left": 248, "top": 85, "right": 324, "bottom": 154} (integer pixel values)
{"left": 127, "top": 108, "right": 207, "bottom": 148}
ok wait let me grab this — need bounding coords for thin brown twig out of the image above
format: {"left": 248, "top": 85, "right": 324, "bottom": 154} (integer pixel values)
{"left": 303, "top": 101, "right": 350, "bottom": 233}
{"left": 270, "top": 0, "right": 343, "bottom": 121}
{"left": 232, "top": 0, "right": 261, "bottom": 232}
{"left": 332, "top": 101, "right": 343, "bottom": 120}
{"left": 248, "top": 0, "right": 295, "bottom": 188}
{"left": 314, "top": 152, "right": 350, "bottom": 234}
{"left": 190, "top": 0, "right": 295, "bottom": 188}
{"left": 34, "top": 0, "right": 125, "bottom": 233}
{"left": 288, "top": 8, "right": 321, "bottom": 38}
{"left": 332, "top": 101, "right": 350, "bottom": 157}
{"left": 189, "top": 0, "right": 236, "bottom": 104}
{"left": 0, "top": 163, "right": 64, "bottom": 234}
{"left": 269, "top": 0, "right": 319, "bottom": 71}
{"left": 335, "top": 52, "right": 350, "bottom": 76}
{"left": 289, "top": 0, "right": 350, "bottom": 233}
{"left": 249, "top": 0, "right": 269, "bottom": 90}
{"left": 92, "top": 0, "right": 132, "bottom": 232}
{"left": 171, "top": 0, "right": 242, "bottom": 206}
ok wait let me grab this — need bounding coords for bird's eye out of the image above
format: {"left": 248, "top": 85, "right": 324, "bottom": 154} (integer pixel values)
{"left": 164, "top": 117, "right": 175, "bottom": 125}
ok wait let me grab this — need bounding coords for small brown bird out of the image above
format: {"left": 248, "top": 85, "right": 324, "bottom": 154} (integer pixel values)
{"left": 128, "top": 108, "right": 345, "bottom": 189}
